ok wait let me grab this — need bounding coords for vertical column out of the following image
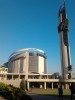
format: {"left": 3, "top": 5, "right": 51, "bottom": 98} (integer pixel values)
{"left": 67, "top": 83, "right": 69, "bottom": 89}
{"left": 69, "top": 83, "right": 71, "bottom": 89}
{"left": 44, "top": 82, "right": 46, "bottom": 89}
{"left": 12, "top": 75, "right": 13, "bottom": 80}
{"left": 40, "top": 85, "right": 42, "bottom": 88}
{"left": 18, "top": 74, "right": 20, "bottom": 80}
{"left": 27, "top": 81, "right": 29, "bottom": 90}
{"left": 5, "top": 74, "right": 7, "bottom": 80}
{"left": 24, "top": 52, "right": 29, "bottom": 80}
{"left": 52, "top": 82, "right": 53, "bottom": 89}
{"left": 40, "top": 83, "right": 43, "bottom": 88}
{"left": 23, "top": 53, "right": 29, "bottom": 91}
{"left": 65, "top": 83, "right": 68, "bottom": 89}
{"left": 18, "top": 59, "right": 20, "bottom": 73}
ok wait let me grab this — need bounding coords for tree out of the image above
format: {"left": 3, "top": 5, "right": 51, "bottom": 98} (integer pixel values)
{"left": 3, "top": 62, "right": 8, "bottom": 67}
{"left": 20, "top": 79, "right": 26, "bottom": 91}
{"left": 20, "top": 79, "right": 27, "bottom": 96}
{"left": 53, "top": 72, "right": 60, "bottom": 79}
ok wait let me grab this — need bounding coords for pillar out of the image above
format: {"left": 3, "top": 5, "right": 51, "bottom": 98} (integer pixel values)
{"left": 39, "top": 75, "right": 42, "bottom": 79}
{"left": 67, "top": 83, "right": 69, "bottom": 89}
{"left": 40, "top": 84, "right": 43, "bottom": 88}
{"left": 65, "top": 83, "right": 68, "bottom": 89}
{"left": 19, "top": 74, "right": 20, "bottom": 80}
{"left": 5, "top": 74, "right": 7, "bottom": 80}
{"left": 12, "top": 75, "right": 13, "bottom": 80}
{"left": 24, "top": 52, "right": 29, "bottom": 80}
{"left": 44, "top": 82, "right": 46, "bottom": 89}
{"left": 52, "top": 82, "right": 53, "bottom": 89}
{"left": 27, "top": 82, "right": 29, "bottom": 90}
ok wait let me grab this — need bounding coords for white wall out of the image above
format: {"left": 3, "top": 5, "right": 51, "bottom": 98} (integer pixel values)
{"left": 38, "top": 56, "right": 44, "bottom": 74}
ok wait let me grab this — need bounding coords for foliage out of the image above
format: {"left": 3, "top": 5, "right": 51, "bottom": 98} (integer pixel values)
{"left": 20, "top": 79, "right": 27, "bottom": 97}
{"left": 53, "top": 72, "right": 60, "bottom": 79}
{"left": 51, "top": 75, "right": 55, "bottom": 79}
{"left": 0, "top": 82, "right": 26, "bottom": 100}
{"left": 3, "top": 62, "right": 8, "bottom": 67}
{"left": 0, "top": 82, "right": 8, "bottom": 91}
{"left": 20, "top": 79, "right": 26, "bottom": 91}
{"left": 59, "top": 75, "right": 63, "bottom": 79}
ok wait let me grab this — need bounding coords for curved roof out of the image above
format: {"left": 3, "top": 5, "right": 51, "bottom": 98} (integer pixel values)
{"left": 9, "top": 48, "right": 46, "bottom": 59}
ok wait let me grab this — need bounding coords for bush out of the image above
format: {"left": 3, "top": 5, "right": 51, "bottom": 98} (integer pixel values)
{"left": 0, "top": 82, "right": 27, "bottom": 100}
{"left": 20, "top": 79, "right": 26, "bottom": 91}
{"left": 0, "top": 82, "right": 8, "bottom": 91}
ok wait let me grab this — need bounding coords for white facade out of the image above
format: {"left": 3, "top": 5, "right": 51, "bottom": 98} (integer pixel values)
{"left": 8, "top": 48, "right": 47, "bottom": 75}
{"left": 38, "top": 56, "right": 44, "bottom": 73}
{"left": 0, "top": 67, "right": 8, "bottom": 74}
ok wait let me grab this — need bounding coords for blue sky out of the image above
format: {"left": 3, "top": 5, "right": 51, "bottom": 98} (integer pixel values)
{"left": 0, "top": 0, "right": 75, "bottom": 74}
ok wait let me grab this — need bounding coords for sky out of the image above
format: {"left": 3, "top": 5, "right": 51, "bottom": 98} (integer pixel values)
{"left": 0, "top": 0, "right": 75, "bottom": 74}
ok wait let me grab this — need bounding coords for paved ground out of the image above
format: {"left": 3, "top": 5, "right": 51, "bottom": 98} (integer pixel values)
{"left": 0, "top": 96, "right": 7, "bottom": 100}
{"left": 0, "top": 94, "right": 73, "bottom": 100}
{"left": 30, "top": 94, "right": 71, "bottom": 100}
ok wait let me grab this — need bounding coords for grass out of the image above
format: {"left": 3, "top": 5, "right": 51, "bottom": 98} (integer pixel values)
{"left": 28, "top": 88, "right": 71, "bottom": 96}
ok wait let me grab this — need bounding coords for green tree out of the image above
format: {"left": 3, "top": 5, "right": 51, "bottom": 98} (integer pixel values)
{"left": 3, "top": 62, "right": 8, "bottom": 67}
{"left": 20, "top": 79, "right": 26, "bottom": 91}
{"left": 53, "top": 72, "right": 60, "bottom": 79}
{"left": 20, "top": 79, "right": 27, "bottom": 96}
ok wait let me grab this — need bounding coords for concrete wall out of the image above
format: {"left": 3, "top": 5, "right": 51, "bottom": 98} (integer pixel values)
{"left": 0, "top": 80, "right": 21, "bottom": 88}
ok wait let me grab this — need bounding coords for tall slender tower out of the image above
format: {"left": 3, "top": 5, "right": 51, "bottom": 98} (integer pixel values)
{"left": 58, "top": 0, "right": 72, "bottom": 79}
